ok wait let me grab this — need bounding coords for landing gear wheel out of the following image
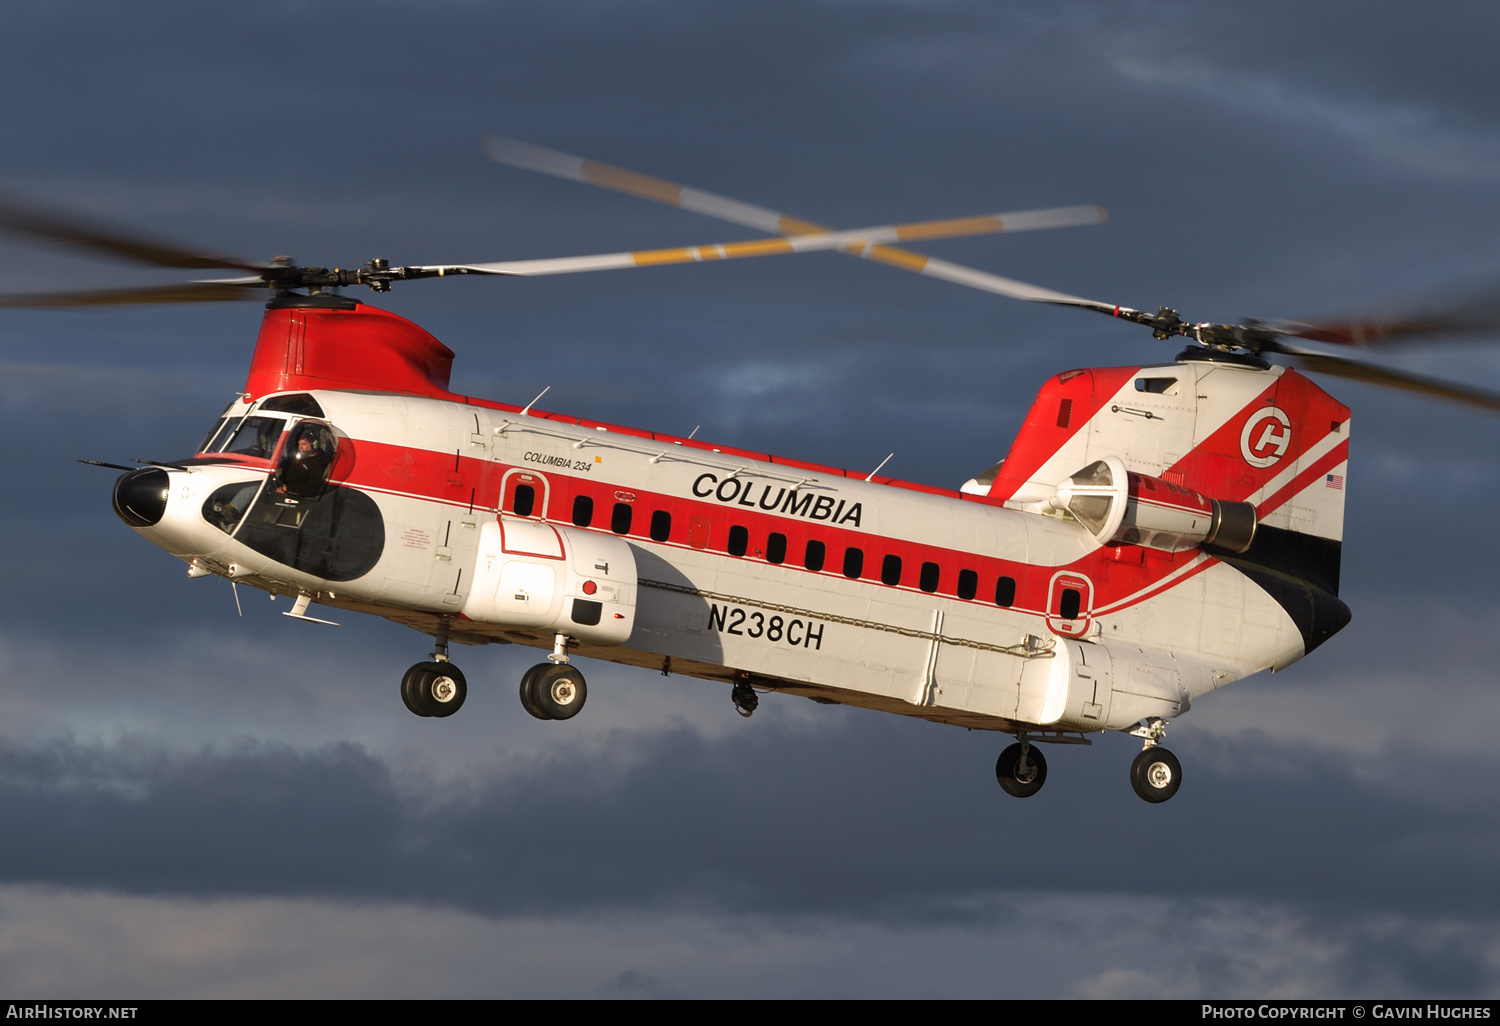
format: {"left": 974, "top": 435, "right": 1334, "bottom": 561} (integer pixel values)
{"left": 1130, "top": 746, "right": 1181, "bottom": 803}
{"left": 401, "top": 662, "right": 433, "bottom": 717}
{"left": 530, "top": 664, "right": 587, "bottom": 720}
{"left": 518, "top": 663, "right": 553, "bottom": 720}
{"left": 400, "top": 661, "right": 467, "bottom": 718}
{"left": 995, "top": 742, "right": 1047, "bottom": 798}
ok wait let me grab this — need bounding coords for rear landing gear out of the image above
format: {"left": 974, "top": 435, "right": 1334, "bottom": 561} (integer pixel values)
{"left": 995, "top": 740, "right": 1047, "bottom": 798}
{"left": 1130, "top": 746, "right": 1181, "bottom": 803}
{"left": 1128, "top": 717, "right": 1181, "bottom": 803}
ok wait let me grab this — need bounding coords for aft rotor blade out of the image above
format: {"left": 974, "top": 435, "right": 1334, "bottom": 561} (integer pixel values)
{"left": 485, "top": 135, "right": 1119, "bottom": 309}
{"left": 0, "top": 195, "right": 264, "bottom": 272}
{"left": 430, "top": 208, "right": 1108, "bottom": 278}
{"left": 1272, "top": 341, "right": 1500, "bottom": 413}
{"left": 486, "top": 136, "right": 822, "bottom": 235}
{"left": 0, "top": 280, "right": 265, "bottom": 307}
{"left": 1268, "top": 296, "right": 1500, "bottom": 347}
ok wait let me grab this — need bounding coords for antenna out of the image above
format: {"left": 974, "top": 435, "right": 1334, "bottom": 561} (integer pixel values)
{"left": 520, "top": 385, "right": 551, "bottom": 416}
{"left": 866, "top": 453, "right": 894, "bottom": 481}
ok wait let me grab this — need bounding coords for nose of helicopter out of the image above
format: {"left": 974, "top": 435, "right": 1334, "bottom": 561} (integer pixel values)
{"left": 113, "top": 467, "right": 170, "bottom": 527}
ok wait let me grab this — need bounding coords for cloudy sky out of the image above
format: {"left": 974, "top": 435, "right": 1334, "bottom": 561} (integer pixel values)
{"left": 2, "top": 0, "right": 1499, "bottom": 998}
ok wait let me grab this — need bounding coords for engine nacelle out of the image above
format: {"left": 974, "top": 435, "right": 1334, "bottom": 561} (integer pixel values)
{"left": 461, "top": 518, "right": 637, "bottom": 646}
{"left": 1015, "top": 637, "right": 1190, "bottom": 732}
{"left": 1050, "top": 455, "right": 1256, "bottom": 553}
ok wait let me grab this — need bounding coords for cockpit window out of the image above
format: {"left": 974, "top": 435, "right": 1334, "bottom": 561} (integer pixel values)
{"left": 198, "top": 417, "right": 234, "bottom": 454}
{"left": 274, "top": 421, "right": 338, "bottom": 498}
{"left": 201, "top": 417, "right": 241, "bottom": 453}
{"left": 197, "top": 398, "right": 251, "bottom": 454}
{"left": 202, "top": 480, "right": 264, "bottom": 534}
{"left": 259, "top": 393, "right": 325, "bottom": 417}
{"left": 221, "top": 416, "right": 286, "bottom": 458}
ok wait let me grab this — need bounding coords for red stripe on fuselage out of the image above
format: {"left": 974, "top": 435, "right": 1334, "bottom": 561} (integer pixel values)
{"left": 1254, "top": 437, "right": 1350, "bottom": 518}
{"left": 327, "top": 436, "right": 1214, "bottom": 624}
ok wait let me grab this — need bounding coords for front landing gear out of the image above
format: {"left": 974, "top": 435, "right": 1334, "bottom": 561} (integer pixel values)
{"left": 519, "top": 663, "right": 587, "bottom": 720}
{"left": 399, "top": 620, "right": 467, "bottom": 718}
{"left": 401, "top": 661, "right": 468, "bottom": 718}
{"left": 995, "top": 740, "right": 1048, "bottom": 798}
{"left": 519, "top": 634, "right": 587, "bottom": 720}
{"left": 1128, "top": 717, "right": 1181, "bottom": 803}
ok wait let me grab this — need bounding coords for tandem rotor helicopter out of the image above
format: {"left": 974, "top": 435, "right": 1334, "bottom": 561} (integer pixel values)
{"left": 5, "top": 137, "right": 1499, "bottom": 803}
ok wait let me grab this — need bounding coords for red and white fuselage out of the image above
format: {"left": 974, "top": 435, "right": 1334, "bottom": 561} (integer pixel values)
{"left": 122, "top": 300, "right": 1352, "bottom": 736}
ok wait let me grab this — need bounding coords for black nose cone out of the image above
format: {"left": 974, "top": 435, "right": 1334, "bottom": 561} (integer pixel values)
{"left": 113, "top": 467, "right": 170, "bottom": 527}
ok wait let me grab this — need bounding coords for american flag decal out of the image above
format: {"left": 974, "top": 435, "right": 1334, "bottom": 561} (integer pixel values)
{"left": 1326, "top": 474, "right": 1344, "bottom": 490}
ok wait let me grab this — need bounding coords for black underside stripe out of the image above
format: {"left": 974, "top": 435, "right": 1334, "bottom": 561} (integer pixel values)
{"left": 1205, "top": 524, "right": 1350, "bottom": 653}
{"left": 1214, "top": 556, "right": 1351, "bottom": 655}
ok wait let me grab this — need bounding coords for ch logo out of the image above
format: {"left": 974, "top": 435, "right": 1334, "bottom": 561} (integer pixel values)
{"left": 1240, "top": 407, "right": 1292, "bottom": 468}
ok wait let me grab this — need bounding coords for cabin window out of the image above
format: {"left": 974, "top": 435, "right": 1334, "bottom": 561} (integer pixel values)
{"left": 957, "top": 568, "right": 978, "bottom": 600}
{"left": 766, "top": 532, "right": 787, "bottom": 565}
{"left": 512, "top": 484, "right": 536, "bottom": 517}
{"left": 1059, "top": 588, "right": 1082, "bottom": 620}
{"left": 650, "top": 510, "right": 671, "bottom": 542}
{"left": 843, "top": 547, "right": 864, "bottom": 579}
{"left": 728, "top": 524, "right": 749, "bottom": 556}
{"left": 572, "top": 494, "right": 593, "bottom": 527}
{"left": 611, "top": 502, "right": 633, "bottom": 535}
{"left": 881, "top": 554, "right": 902, "bottom": 586}
{"left": 995, "top": 575, "right": 1017, "bottom": 607}
{"left": 919, "top": 561, "right": 940, "bottom": 593}
{"left": 805, "top": 540, "right": 826, "bottom": 572}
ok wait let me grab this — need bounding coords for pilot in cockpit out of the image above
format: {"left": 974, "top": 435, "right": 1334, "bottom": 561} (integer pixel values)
{"left": 277, "top": 426, "right": 333, "bottom": 497}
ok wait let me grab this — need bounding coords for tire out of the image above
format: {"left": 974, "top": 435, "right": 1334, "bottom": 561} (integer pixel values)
{"left": 1130, "top": 747, "right": 1181, "bottom": 803}
{"left": 401, "top": 662, "right": 434, "bottom": 717}
{"left": 531, "top": 664, "right": 587, "bottom": 720}
{"left": 519, "top": 663, "right": 553, "bottom": 720}
{"left": 995, "top": 742, "right": 1047, "bottom": 798}
{"left": 402, "top": 661, "right": 466, "bottom": 718}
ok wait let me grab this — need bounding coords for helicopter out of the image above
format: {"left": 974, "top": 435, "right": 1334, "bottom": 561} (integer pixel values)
{"left": 6, "top": 138, "right": 1499, "bottom": 804}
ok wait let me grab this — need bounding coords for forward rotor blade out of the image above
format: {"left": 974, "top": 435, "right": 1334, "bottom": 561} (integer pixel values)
{"left": 485, "top": 135, "right": 1119, "bottom": 309}
{"left": 435, "top": 208, "right": 1108, "bottom": 278}
{"left": 0, "top": 196, "right": 264, "bottom": 272}
{"left": 1272, "top": 342, "right": 1500, "bottom": 413}
{"left": 870, "top": 253, "right": 1122, "bottom": 310}
{"left": 0, "top": 280, "right": 265, "bottom": 308}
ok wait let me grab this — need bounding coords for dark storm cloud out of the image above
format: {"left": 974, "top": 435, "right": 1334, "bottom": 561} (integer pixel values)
{"left": 1, "top": 722, "right": 1494, "bottom": 928}
{"left": 3, "top": 0, "right": 1500, "bottom": 997}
